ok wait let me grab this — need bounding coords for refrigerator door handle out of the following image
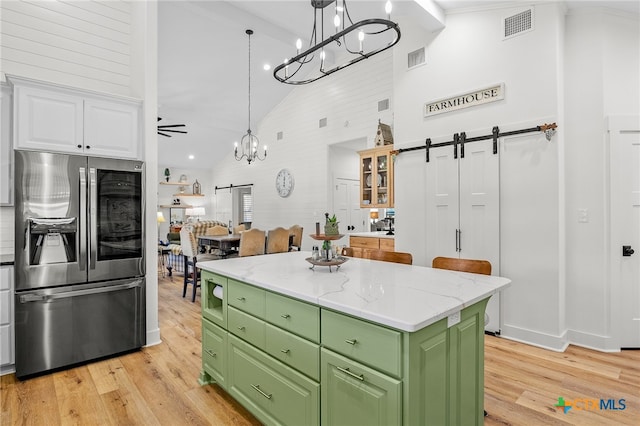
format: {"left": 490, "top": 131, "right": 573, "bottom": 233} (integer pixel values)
{"left": 89, "top": 167, "right": 97, "bottom": 270}
{"left": 79, "top": 167, "right": 87, "bottom": 271}
{"left": 18, "top": 280, "right": 143, "bottom": 303}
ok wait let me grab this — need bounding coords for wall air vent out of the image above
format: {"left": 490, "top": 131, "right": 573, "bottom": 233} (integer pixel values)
{"left": 503, "top": 7, "right": 534, "bottom": 40}
{"left": 277, "top": 131, "right": 283, "bottom": 140}
{"left": 378, "top": 99, "right": 389, "bottom": 112}
{"left": 407, "top": 47, "right": 425, "bottom": 69}
{"left": 319, "top": 117, "right": 327, "bottom": 128}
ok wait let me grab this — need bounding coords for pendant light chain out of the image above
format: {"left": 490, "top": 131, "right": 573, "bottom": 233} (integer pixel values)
{"left": 247, "top": 29, "right": 252, "bottom": 134}
{"left": 234, "top": 29, "right": 266, "bottom": 164}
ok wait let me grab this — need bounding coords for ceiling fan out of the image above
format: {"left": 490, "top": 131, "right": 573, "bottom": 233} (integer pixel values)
{"left": 157, "top": 117, "right": 187, "bottom": 137}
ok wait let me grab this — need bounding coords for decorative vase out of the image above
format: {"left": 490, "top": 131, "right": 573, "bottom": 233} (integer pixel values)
{"left": 324, "top": 222, "right": 339, "bottom": 236}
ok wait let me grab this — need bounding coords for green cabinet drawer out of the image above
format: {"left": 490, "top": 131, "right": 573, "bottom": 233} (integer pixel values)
{"left": 266, "top": 292, "right": 319, "bottom": 343}
{"left": 228, "top": 279, "right": 265, "bottom": 319}
{"left": 265, "top": 323, "right": 319, "bottom": 381}
{"left": 202, "top": 318, "right": 227, "bottom": 389}
{"left": 201, "top": 271, "right": 227, "bottom": 328}
{"left": 321, "top": 348, "right": 401, "bottom": 426}
{"left": 228, "top": 306, "right": 265, "bottom": 350}
{"left": 321, "top": 309, "right": 402, "bottom": 378}
{"left": 228, "top": 335, "right": 319, "bottom": 426}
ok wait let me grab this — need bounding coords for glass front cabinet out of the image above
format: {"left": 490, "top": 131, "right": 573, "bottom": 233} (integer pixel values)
{"left": 359, "top": 145, "right": 394, "bottom": 208}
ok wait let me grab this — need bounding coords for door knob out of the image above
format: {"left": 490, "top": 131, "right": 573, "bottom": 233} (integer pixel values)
{"left": 623, "top": 245, "right": 635, "bottom": 256}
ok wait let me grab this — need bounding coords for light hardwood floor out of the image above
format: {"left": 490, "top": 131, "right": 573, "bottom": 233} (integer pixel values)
{"left": 2, "top": 274, "right": 638, "bottom": 425}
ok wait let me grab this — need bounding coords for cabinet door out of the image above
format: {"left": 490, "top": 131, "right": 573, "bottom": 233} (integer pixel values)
{"left": 0, "top": 266, "right": 14, "bottom": 366}
{"left": 321, "top": 348, "right": 401, "bottom": 426}
{"left": 202, "top": 319, "right": 227, "bottom": 389}
{"left": 14, "top": 85, "right": 84, "bottom": 153}
{"left": 228, "top": 334, "right": 319, "bottom": 426}
{"left": 84, "top": 98, "right": 139, "bottom": 159}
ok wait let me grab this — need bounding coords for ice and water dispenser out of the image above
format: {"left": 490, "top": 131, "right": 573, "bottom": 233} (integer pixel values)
{"left": 28, "top": 218, "right": 77, "bottom": 265}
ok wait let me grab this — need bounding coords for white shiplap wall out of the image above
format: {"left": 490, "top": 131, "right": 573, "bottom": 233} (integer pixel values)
{"left": 211, "top": 50, "right": 394, "bottom": 251}
{"left": 1, "top": 0, "right": 132, "bottom": 95}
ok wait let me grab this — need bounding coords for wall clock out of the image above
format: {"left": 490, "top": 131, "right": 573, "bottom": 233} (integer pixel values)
{"left": 276, "top": 168, "right": 294, "bottom": 198}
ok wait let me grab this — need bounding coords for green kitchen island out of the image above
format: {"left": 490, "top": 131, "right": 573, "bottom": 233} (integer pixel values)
{"left": 197, "top": 251, "right": 511, "bottom": 426}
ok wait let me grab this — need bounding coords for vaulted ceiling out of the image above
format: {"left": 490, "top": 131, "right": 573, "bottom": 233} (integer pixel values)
{"left": 157, "top": 0, "right": 639, "bottom": 170}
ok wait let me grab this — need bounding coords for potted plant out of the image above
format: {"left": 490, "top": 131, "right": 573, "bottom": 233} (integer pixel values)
{"left": 164, "top": 168, "right": 171, "bottom": 182}
{"left": 324, "top": 213, "right": 339, "bottom": 235}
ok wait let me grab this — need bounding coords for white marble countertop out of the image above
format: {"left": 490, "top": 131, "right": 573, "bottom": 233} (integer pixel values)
{"left": 349, "top": 231, "right": 395, "bottom": 239}
{"left": 198, "top": 252, "right": 510, "bottom": 332}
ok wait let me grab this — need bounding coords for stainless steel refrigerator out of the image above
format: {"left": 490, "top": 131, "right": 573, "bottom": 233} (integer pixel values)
{"left": 14, "top": 150, "right": 146, "bottom": 378}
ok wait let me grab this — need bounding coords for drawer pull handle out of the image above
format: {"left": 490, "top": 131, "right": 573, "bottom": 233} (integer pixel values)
{"left": 281, "top": 314, "right": 291, "bottom": 319}
{"left": 280, "top": 349, "right": 290, "bottom": 354}
{"left": 251, "top": 384, "right": 272, "bottom": 399}
{"left": 345, "top": 338, "right": 358, "bottom": 345}
{"left": 237, "top": 297, "right": 246, "bottom": 301}
{"left": 237, "top": 326, "right": 246, "bottom": 331}
{"left": 206, "top": 349, "right": 217, "bottom": 357}
{"left": 336, "top": 366, "right": 364, "bottom": 381}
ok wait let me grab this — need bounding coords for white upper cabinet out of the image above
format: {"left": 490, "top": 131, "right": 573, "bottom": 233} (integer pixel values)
{"left": 84, "top": 98, "right": 139, "bottom": 159}
{"left": 1, "top": 84, "right": 13, "bottom": 205}
{"left": 11, "top": 77, "right": 141, "bottom": 159}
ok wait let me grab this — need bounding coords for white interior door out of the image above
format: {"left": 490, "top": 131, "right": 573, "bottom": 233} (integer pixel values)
{"left": 460, "top": 140, "right": 500, "bottom": 333}
{"left": 426, "top": 140, "right": 500, "bottom": 333}
{"left": 609, "top": 116, "right": 640, "bottom": 348}
{"left": 333, "top": 178, "right": 365, "bottom": 246}
{"left": 425, "top": 145, "right": 460, "bottom": 261}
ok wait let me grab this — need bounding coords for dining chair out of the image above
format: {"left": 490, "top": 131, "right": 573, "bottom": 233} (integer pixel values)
{"left": 233, "top": 224, "right": 246, "bottom": 234}
{"left": 206, "top": 225, "right": 229, "bottom": 236}
{"left": 180, "top": 228, "right": 219, "bottom": 302}
{"left": 288, "top": 225, "right": 303, "bottom": 251}
{"left": 431, "top": 256, "right": 491, "bottom": 417}
{"left": 364, "top": 249, "right": 413, "bottom": 265}
{"left": 432, "top": 257, "right": 491, "bottom": 275}
{"left": 266, "top": 227, "right": 290, "bottom": 254}
{"left": 205, "top": 225, "right": 230, "bottom": 255}
{"left": 238, "top": 228, "right": 266, "bottom": 257}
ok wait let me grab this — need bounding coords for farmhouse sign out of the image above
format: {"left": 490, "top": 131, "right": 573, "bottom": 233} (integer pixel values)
{"left": 424, "top": 83, "right": 504, "bottom": 117}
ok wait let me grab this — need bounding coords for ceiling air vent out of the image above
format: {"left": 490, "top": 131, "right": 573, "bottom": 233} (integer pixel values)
{"left": 319, "top": 117, "right": 327, "bottom": 128}
{"left": 503, "top": 7, "right": 534, "bottom": 40}
{"left": 378, "top": 99, "right": 389, "bottom": 112}
{"left": 407, "top": 47, "right": 425, "bottom": 69}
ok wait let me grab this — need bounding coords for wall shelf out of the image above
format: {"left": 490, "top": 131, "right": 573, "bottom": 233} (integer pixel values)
{"left": 160, "top": 204, "right": 193, "bottom": 209}
{"left": 160, "top": 181, "right": 191, "bottom": 186}
{"left": 172, "top": 193, "right": 204, "bottom": 197}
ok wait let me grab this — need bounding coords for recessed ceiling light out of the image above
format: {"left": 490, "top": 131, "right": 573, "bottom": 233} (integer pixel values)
{"left": 263, "top": 64, "right": 271, "bottom": 71}
{"left": 188, "top": 154, "right": 195, "bottom": 160}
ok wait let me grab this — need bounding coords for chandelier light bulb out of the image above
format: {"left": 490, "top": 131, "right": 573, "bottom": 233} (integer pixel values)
{"left": 385, "top": 0, "right": 392, "bottom": 15}
{"left": 334, "top": 13, "right": 340, "bottom": 27}
{"left": 358, "top": 29, "right": 365, "bottom": 52}
{"left": 296, "top": 38, "right": 302, "bottom": 51}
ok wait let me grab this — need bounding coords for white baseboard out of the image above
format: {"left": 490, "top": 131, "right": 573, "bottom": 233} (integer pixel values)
{"left": 566, "top": 329, "right": 619, "bottom": 352}
{"left": 145, "top": 327, "right": 162, "bottom": 347}
{"left": 500, "top": 323, "right": 568, "bottom": 352}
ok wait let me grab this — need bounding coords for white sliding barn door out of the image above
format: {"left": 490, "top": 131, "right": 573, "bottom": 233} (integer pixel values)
{"left": 425, "top": 145, "right": 460, "bottom": 260}
{"left": 609, "top": 116, "right": 640, "bottom": 348}
{"left": 425, "top": 139, "right": 500, "bottom": 332}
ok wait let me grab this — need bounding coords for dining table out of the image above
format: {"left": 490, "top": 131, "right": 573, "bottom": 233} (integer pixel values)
{"left": 197, "top": 234, "right": 241, "bottom": 258}
{"left": 198, "top": 231, "right": 296, "bottom": 258}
